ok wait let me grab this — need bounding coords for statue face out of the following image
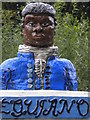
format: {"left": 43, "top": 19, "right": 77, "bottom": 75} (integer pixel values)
{"left": 22, "top": 14, "right": 55, "bottom": 47}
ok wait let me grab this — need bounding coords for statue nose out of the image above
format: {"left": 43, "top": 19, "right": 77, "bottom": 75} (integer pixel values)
{"left": 33, "top": 24, "right": 43, "bottom": 33}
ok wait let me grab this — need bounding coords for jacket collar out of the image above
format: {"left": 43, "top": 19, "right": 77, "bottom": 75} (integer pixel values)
{"left": 18, "top": 44, "right": 58, "bottom": 60}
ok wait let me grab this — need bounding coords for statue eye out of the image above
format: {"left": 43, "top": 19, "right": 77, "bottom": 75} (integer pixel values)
{"left": 27, "top": 22, "right": 35, "bottom": 27}
{"left": 41, "top": 22, "right": 50, "bottom": 27}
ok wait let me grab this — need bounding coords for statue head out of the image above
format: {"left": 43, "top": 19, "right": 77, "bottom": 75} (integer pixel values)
{"left": 21, "top": 2, "right": 57, "bottom": 47}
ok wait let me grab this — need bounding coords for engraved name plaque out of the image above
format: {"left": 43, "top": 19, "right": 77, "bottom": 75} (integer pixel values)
{"left": 0, "top": 90, "right": 90, "bottom": 119}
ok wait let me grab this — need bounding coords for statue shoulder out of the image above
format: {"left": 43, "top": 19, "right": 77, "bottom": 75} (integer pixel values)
{"left": 0, "top": 57, "right": 19, "bottom": 89}
{"left": 0, "top": 57, "right": 19, "bottom": 70}
{"left": 56, "top": 58, "right": 75, "bottom": 70}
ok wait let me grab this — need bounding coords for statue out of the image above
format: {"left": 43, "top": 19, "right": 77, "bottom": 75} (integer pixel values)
{"left": 0, "top": 2, "right": 77, "bottom": 90}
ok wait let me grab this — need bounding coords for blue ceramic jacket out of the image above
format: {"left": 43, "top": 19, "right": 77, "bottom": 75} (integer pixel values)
{"left": 0, "top": 52, "right": 77, "bottom": 90}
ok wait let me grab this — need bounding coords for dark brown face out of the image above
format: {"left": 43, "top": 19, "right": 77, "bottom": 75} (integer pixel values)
{"left": 22, "top": 14, "right": 55, "bottom": 47}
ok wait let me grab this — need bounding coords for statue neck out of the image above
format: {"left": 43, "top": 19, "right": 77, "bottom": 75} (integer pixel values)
{"left": 18, "top": 44, "right": 58, "bottom": 79}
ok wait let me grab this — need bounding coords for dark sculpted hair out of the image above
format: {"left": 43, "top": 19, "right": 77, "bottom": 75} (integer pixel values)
{"left": 21, "top": 2, "right": 57, "bottom": 29}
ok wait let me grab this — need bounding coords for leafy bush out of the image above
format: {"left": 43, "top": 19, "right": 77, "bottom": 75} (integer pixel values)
{"left": 2, "top": 10, "right": 23, "bottom": 61}
{"left": 54, "top": 2, "right": 89, "bottom": 91}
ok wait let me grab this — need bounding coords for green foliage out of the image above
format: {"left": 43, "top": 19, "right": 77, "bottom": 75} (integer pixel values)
{"left": 2, "top": 2, "right": 89, "bottom": 91}
{"left": 2, "top": 10, "right": 23, "bottom": 61}
{"left": 54, "top": 2, "right": 89, "bottom": 91}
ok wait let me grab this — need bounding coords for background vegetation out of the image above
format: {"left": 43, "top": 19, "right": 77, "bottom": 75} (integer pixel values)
{"left": 2, "top": 2, "right": 90, "bottom": 91}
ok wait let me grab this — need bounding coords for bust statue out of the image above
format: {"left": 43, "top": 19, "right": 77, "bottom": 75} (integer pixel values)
{"left": 0, "top": 2, "right": 77, "bottom": 90}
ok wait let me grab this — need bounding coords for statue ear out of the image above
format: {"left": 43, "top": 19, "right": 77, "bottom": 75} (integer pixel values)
{"left": 21, "top": 22, "right": 25, "bottom": 33}
{"left": 22, "top": 28, "right": 24, "bottom": 32}
{"left": 54, "top": 29, "right": 56, "bottom": 35}
{"left": 22, "top": 28, "right": 25, "bottom": 36}
{"left": 22, "top": 28, "right": 24, "bottom": 33}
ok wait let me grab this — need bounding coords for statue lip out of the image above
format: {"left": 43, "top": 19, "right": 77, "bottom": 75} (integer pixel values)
{"left": 33, "top": 36, "right": 44, "bottom": 40}
{"left": 32, "top": 33, "right": 45, "bottom": 38}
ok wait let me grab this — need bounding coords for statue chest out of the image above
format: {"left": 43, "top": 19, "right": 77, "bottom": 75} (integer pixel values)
{"left": 6, "top": 59, "right": 66, "bottom": 90}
